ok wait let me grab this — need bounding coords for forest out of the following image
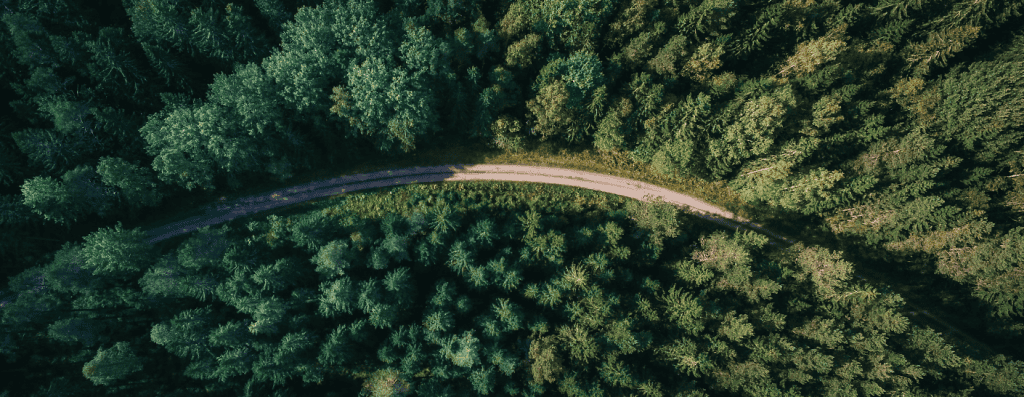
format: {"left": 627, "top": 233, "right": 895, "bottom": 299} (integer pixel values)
{"left": 1, "top": 0, "right": 1023, "bottom": 395}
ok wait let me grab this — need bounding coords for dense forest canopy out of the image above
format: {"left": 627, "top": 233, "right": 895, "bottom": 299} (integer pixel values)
{"left": 3, "top": 180, "right": 1023, "bottom": 396}
{"left": 1, "top": 0, "right": 1023, "bottom": 395}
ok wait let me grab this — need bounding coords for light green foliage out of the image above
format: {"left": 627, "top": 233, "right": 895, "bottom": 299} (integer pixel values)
{"left": 441, "top": 330, "right": 482, "bottom": 368}
{"left": 318, "top": 277, "right": 359, "bottom": 318}
{"left": 603, "top": 0, "right": 659, "bottom": 48}
{"left": 689, "top": 231, "right": 779, "bottom": 303}
{"left": 20, "top": 174, "right": 77, "bottom": 225}
{"left": 96, "top": 156, "right": 164, "bottom": 208}
{"left": 150, "top": 306, "right": 216, "bottom": 360}
{"left": 260, "top": 1, "right": 352, "bottom": 117}
{"left": 82, "top": 341, "right": 144, "bottom": 386}
{"left": 399, "top": 23, "right": 454, "bottom": 79}
{"left": 657, "top": 285, "right": 705, "bottom": 336}
{"left": 647, "top": 33, "right": 689, "bottom": 77}
{"left": 538, "top": 0, "right": 618, "bottom": 53}
{"left": 676, "top": 0, "right": 738, "bottom": 42}
{"left": 505, "top": 33, "right": 543, "bottom": 68}
{"left": 717, "top": 311, "right": 754, "bottom": 342}
{"left": 360, "top": 367, "right": 415, "bottom": 397}
{"left": 21, "top": 164, "right": 116, "bottom": 225}
{"left": 312, "top": 240, "right": 354, "bottom": 277}
{"left": 556, "top": 323, "right": 600, "bottom": 365}
{"left": 706, "top": 84, "right": 798, "bottom": 180}
{"left": 611, "top": 20, "right": 667, "bottom": 70}
{"left": 776, "top": 27, "right": 849, "bottom": 79}
{"left": 528, "top": 331, "right": 565, "bottom": 385}
{"left": 624, "top": 194, "right": 681, "bottom": 247}
{"left": 791, "top": 245, "right": 854, "bottom": 300}
{"left": 81, "top": 221, "right": 155, "bottom": 279}
{"left": 331, "top": 55, "right": 439, "bottom": 154}
{"left": 140, "top": 100, "right": 236, "bottom": 191}
{"left": 497, "top": 0, "right": 538, "bottom": 42}
{"left": 901, "top": 25, "right": 981, "bottom": 77}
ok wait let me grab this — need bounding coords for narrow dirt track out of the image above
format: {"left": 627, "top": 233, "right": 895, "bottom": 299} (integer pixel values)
{"left": 143, "top": 164, "right": 995, "bottom": 358}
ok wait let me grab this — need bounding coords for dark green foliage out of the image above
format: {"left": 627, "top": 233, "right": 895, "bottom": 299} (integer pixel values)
{"left": 11, "top": 126, "right": 100, "bottom": 175}
{"left": 3, "top": 0, "right": 1024, "bottom": 395}
{"left": 935, "top": 59, "right": 1024, "bottom": 164}
{"left": 138, "top": 253, "right": 219, "bottom": 302}
{"left": 177, "top": 225, "right": 233, "bottom": 271}
{"left": 251, "top": 331, "right": 319, "bottom": 387}
{"left": 186, "top": 2, "right": 275, "bottom": 64}
{"left": 47, "top": 316, "right": 106, "bottom": 347}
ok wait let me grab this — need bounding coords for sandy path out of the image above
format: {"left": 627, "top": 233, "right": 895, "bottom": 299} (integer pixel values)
{"left": 144, "top": 164, "right": 795, "bottom": 246}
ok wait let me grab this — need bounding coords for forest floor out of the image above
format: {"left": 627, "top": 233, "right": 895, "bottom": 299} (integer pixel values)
{"left": 121, "top": 134, "right": 1005, "bottom": 362}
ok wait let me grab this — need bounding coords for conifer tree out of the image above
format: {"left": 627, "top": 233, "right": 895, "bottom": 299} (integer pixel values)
{"left": 82, "top": 341, "right": 145, "bottom": 386}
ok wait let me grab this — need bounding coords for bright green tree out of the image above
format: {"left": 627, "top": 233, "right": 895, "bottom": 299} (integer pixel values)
{"left": 81, "top": 221, "right": 155, "bottom": 281}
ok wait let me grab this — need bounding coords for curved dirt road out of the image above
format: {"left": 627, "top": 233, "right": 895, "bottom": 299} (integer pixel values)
{"left": 145, "top": 164, "right": 793, "bottom": 245}
{"left": 143, "top": 164, "right": 994, "bottom": 358}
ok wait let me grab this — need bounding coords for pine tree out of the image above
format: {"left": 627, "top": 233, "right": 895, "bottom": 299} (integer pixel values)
{"left": 81, "top": 221, "right": 155, "bottom": 281}
{"left": 934, "top": 58, "right": 1024, "bottom": 164}
{"left": 95, "top": 156, "right": 164, "bottom": 210}
{"left": 318, "top": 276, "right": 359, "bottom": 318}
{"left": 47, "top": 316, "right": 107, "bottom": 347}
{"left": 705, "top": 84, "right": 798, "bottom": 180}
{"left": 138, "top": 253, "right": 219, "bottom": 302}
{"left": 528, "top": 330, "right": 564, "bottom": 385}
{"left": 902, "top": 24, "right": 982, "bottom": 77}
{"left": 505, "top": 33, "right": 543, "bottom": 69}
{"left": 149, "top": 306, "right": 218, "bottom": 361}
{"left": 555, "top": 323, "right": 600, "bottom": 366}
{"left": 81, "top": 341, "right": 145, "bottom": 386}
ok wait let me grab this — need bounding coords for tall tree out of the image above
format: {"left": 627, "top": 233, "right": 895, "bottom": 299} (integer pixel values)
{"left": 149, "top": 306, "right": 219, "bottom": 361}
{"left": 138, "top": 253, "right": 220, "bottom": 302}
{"left": 705, "top": 82, "right": 798, "bottom": 180}
{"left": 81, "top": 341, "right": 144, "bottom": 386}
{"left": 934, "top": 58, "right": 1024, "bottom": 165}
{"left": 186, "top": 2, "right": 274, "bottom": 65}
{"left": 537, "top": 0, "right": 617, "bottom": 54}
{"left": 207, "top": 61, "right": 312, "bottom": 182}
{"left": 95, "top": 156, "right": 164, "bottom": 210}
{"left": 251, "top": 331, "right": 319, "bottom": 387}
{"left": 934, "top": 226, "right": 1024, "bottom": 318}
{"left": 82, "top": 26, "right": 152, "bottom": 98}
{"left": 19, "top": 174, "right": 78, "bottom": 226}
{"left": 330, "top": 55, "right": 440, "bottom": 154}
{"left": 80, "top": 221, "right": 156, "bottom": 282}
{"left": 20, "top": 164, "right": 116, "bottom": 225}
{"left": 11, "top": 126, "right": 101, "bottom": 175}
